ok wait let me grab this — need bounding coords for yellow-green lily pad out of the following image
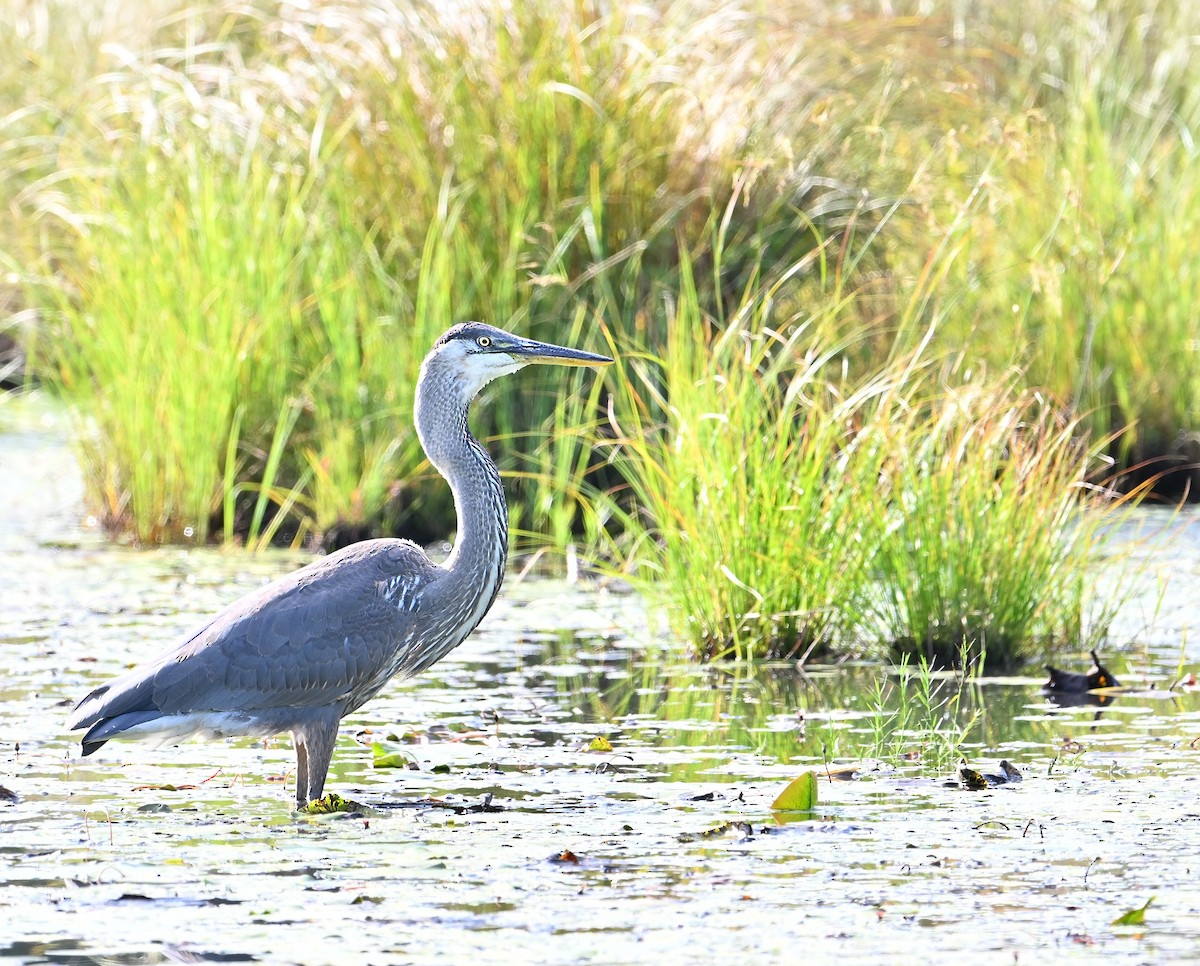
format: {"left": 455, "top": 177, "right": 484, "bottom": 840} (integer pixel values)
{"left": 771, "top": 770, "right": 818, "bottom": 812}
{"left": 371, "top": 742, "right": 416, "bottom": 769}
{"left": 1112, "top": 896, "right": 1154, "bottom": 926}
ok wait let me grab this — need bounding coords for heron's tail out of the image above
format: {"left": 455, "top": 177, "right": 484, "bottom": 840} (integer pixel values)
{"left": 78, "top": 710, "right": 168, "bottom": 754}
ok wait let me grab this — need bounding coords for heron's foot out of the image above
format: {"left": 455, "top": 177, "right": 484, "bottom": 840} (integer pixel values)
{"left": 298, "top": 792, "right": 366, "bottom": 815}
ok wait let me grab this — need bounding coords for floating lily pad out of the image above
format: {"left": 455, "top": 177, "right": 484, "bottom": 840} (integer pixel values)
{"left": 1112, "top": 896, "right": 1154, "bottom": 926}
{"left": 371, "top": 742, "right": 416, "bottom": 769}
{"left": 771, "top": 771, "right": 818, "bottom": 812}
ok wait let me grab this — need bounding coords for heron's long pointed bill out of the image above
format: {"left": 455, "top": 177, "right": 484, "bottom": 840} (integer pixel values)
{"left": 515, "top": 341, "right": 613, "bottom": 368}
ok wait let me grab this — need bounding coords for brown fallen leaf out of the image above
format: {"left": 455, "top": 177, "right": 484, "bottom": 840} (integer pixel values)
{"left": 551, "top": 849, "right": 580, "bottom": 864}
{"left": 823, "top": 764, "right": 862, "bottom": 781}
{"left": 131, "top": 784, "right": 196, "bottom": 792}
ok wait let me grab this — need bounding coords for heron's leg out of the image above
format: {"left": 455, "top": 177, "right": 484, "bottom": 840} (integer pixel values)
{"left": 292, "top": 731, "right": 310, "bottom": 808}
{"left": 294, "top": 714, "right": 339, "bottom": 806}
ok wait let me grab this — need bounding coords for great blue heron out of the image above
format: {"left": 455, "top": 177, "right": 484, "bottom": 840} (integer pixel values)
{"left": 67, "top": 322, "right": 612, "bottom": 806}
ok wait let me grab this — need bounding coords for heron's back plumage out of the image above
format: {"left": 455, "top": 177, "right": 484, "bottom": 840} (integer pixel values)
{"left": 68, "top": 539, "right": 439, "bottom": 748}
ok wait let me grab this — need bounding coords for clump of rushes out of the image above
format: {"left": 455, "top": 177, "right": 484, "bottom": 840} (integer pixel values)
{"left": 600, "top": 240, "right": 1127, "bottom": 667}
{"left": 35, "top": 128, "right": 457, "bottom": 546}
{"left": 863, "top": 378, "right": 1125, "bottom": 669}
{"left": 35, "top": 143, "right": 314, "bottom": 542}
{"left": 600, "top": 255, "right": 897, "bottom": 661}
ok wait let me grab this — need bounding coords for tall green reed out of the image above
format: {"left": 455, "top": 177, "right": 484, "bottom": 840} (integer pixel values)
{"left": 598, "top": 245, "right": 899, "bottom": 660}
{"left": 863, "top": 379, "right": 1121, "bottom": 668}
{"left": 35, "top": 143, "right": 313, "bottom": 542}
{"left": 863, "top": 650, "right": 981, "bottom": 774}
{"left": 597, "top": 211, "right": 1128, "bottom": 666}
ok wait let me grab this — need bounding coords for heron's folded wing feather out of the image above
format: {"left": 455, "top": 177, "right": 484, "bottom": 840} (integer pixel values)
{"left": 68, "top": 540, "right": 435, "bottom": 728}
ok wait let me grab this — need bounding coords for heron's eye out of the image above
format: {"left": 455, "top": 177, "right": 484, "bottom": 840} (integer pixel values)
{"left": 476, "top": 336, "right": 492, "bottom": 348}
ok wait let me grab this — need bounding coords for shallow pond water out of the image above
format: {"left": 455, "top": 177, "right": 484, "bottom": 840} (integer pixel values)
{"left": 3, "top": 398, "right": 1200, "bottom": 965}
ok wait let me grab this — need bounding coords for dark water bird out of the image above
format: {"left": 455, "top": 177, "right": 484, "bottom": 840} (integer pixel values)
{"left": 67, "top": 323, "right": 612, "bottom": 806}
{"left": 1043, "top": 649, "right": 1119, "bottom": 693}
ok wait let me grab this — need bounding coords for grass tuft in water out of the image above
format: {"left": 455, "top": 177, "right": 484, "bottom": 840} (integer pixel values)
{"left": 862, "top": 649, "right": 980, "bottom": 774}
{"left": 597, "top": 243, "right": 1126, "bottom": 666}
{"left": 864, "top": 379, "right": 1123, "bottom": 668}
{"left": 598, "top": 251, "right": 894, "bottom": 660}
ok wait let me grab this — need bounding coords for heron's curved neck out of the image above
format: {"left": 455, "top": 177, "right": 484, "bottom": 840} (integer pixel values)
{"left": 413, "top": 358, "right": 508, "bottom": 618}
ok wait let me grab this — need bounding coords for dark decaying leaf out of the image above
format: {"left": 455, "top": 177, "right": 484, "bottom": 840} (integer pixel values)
{"left": 679, "top": 822, "right": 755, "bottom": 842}
{"left": 960, "top": 759, "right": 1024, "bottom": 789}
{"left": 1044, "top": 650, "right": 1120, "bottom": 693}
{"left": 822, "top": 765, "right": 861, "bottom": 781}
{"left": 959, "top": 766, "right": 989, "bottom": 791}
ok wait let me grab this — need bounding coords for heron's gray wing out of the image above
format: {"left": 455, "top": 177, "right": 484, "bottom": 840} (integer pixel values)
{"left": 68, "top": 540, "right": 436, "bottom": 729}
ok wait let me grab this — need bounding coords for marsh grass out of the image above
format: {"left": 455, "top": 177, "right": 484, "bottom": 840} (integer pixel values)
{"left": 864, "top": 381, "right": 1118, "bottom": 668}
{"left": 596, "top": 252, "right": 900, "bottom": 660}
{"left": 34, "top": 144, "right": 315, "bottom": 542}
{"left": 937, "top": 116, "right": 1200, "bottom": 477}
{"left": 863, "top": 653, "right": 981, "bottom": 774}
{"left": 12, "top": 0, "right": 935, "bottom": 549}
{"left": 294, "top": 184, "right": 461, "bottom": 543}
{"left": 598, "top": 231, "right": 1126, "bottom": 665}
{"left": 918, "top": 0, "right": 1200, "bottom": 475}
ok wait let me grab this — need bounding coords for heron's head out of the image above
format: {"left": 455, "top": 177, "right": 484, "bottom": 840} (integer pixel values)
{"left": 425, "top": 322, "right": 612, "bottom": 400}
